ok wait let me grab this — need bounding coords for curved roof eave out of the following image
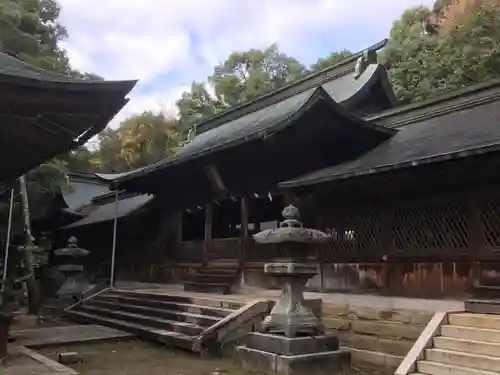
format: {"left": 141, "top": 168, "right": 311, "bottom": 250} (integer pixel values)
{"left": 0, "top": 52, "right": 137, "bottom": 94}
{"left": 336, "top": 64, "right": 398, "bottom": 109}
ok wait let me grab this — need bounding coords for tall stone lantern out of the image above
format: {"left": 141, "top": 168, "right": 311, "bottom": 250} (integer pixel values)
{"left": 237, "top": 205, "right": 349, "bottom": 375}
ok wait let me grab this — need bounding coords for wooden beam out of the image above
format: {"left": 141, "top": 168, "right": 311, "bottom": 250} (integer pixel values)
{"left": 204, "top": 203, "right": 213, "bottom": 263}
{"left": 204, "top": 164, "right": 227, "bottom": 196}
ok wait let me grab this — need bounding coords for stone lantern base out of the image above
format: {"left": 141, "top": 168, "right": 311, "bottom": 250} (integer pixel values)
{"left": 236, "top": 332, "right": 350, "bottom": 375}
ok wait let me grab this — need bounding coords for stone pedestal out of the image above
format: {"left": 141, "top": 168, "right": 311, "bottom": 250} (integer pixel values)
{"left": 236, "top": 205, "right": 350, "bottom": 374}
{"left": 237, "top": 332, "right": 349, "bottom": 375}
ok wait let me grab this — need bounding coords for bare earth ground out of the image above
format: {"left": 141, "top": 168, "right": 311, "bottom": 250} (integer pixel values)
{"left": 38, "top": 340, "right": 392, "bottom": 375}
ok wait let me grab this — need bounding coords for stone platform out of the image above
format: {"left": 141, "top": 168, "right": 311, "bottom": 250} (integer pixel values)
{"left": 237, "top": 332, "right": 350, "bottom": 375}
{"left": 10, "top": 324, "right": 133, "bottom": 348}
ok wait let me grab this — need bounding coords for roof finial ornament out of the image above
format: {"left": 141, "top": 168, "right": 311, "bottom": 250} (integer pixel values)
{"left": 354, "top": 49, "right": 378, "bottom": 80}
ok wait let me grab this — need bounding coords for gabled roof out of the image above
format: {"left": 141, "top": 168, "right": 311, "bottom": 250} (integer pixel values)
{"left": 62, "top": 193, "right": 153, "bottom": 229}
{"left": 196, "top": 39, "right": 395, "bottom": 135}
{"left": 0, "top": 52, "right": 137, "bottom": 183}
{"left": 54, "top": 172, "right": 153, "bottom": 229}
{"left": 280, "top": 78, "right": 500, "bottom": 188}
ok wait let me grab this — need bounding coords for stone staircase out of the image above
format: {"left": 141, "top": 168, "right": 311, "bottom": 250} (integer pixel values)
{"left": 413, "top": 312, "right": 500, "bottom": 375}
{"left": 64, "top": 288, "right": 270, "bottom": 351}
{"left": 184, "top": 259, "right": 239, "bottom": 294}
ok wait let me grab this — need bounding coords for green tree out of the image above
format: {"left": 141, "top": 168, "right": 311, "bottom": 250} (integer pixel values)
{"left": 93, "top": 111, "right": 182, "bottom": 172}
{"left": 176, "top": 44, "right": 307, "bottom": 133}
{"left": 309, "top": 50, "right": 353, "bottom": 72}
{"left": 384, "top": 1, "right": 500, "bottom": 102}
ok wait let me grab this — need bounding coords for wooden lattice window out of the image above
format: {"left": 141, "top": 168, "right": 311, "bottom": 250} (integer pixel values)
{"left": 320, "top": 209, "right": 384, "bottom": 260}
{"left": 480, "top": 196, "right": 500, "bottom": 248}
{"left": 391, "top": 202, "right": 468, "bottom": 253}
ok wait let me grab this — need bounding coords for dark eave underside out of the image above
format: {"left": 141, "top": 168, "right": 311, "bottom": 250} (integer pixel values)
{"left": 280, "top": 86, "right": 500, "bottom": 188}
{"left": 0, "top": 53, "right": 137, "bottom": 182}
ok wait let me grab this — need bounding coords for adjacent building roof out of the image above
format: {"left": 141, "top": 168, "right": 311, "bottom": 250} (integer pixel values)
{"left": 280, "top": 78, "right": 500, "bottom": 188}
{"left": 63, "top": 193, "right": 153, "bottom": 229}
{"left": 0, "top": 52, "right": 137, "bottom": 183}
{"left": 55, "top": 173, "right": 153, "bottom": 229}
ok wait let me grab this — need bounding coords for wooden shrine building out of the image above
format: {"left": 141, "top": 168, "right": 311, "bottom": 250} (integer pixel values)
{"left": 59, "top": 40, "right": 500, "bottom": 299}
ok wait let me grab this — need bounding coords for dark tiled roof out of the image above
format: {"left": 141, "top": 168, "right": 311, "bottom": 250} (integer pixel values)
{"left": 114, "top": 65, "right": 395, "bottom": 189}
{"left": 63, "top": 194, "right": 153, "bottom": 228}
{"left": 196, "top": 39, "right": 390, "bottom": 134}
{"left": 280, "top": 83, "right": 500, "bottom": 188}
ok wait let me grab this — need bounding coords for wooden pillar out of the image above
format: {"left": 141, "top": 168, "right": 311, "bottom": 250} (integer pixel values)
{"left": 174, "top": 211, "right": 183, "bottom": 244}
{"left": 467, "top": 192, "right": 483, "bottom": 283}
{"left": 204, "top": 203, "right": 213, "bottom": 264}
{"left": 240, "top": 197, "right": 249, "bottom": 263}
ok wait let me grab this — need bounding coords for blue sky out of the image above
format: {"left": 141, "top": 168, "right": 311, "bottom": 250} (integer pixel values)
{"left": 58, "top": 0, "right": 434, "bottom": 126}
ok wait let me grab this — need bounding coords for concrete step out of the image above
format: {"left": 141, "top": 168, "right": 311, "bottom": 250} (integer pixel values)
{"left": 417, "top": 360, "right": 500, "bottom": 375}
{"left": 105, "top": 290, "right": 243, "bottom": 309}
{"left": 197, "top": 268, "right": 238, "bottom": 275}
{"left": 434, "top": 336, "right": 500, "bottom": 357}
{"left": 74, "top": 304, "right": 204, "bottom": 336}
{"left": 65, "top": 309, "right": 194, "bottom": 350}
{"left": 190, "top": 274, "right": 236, "bottom": 284}
{"left": 466, "top": 300, "right": 500, "bottom": 315}
{"left": 449, "top": 313, "right": 500, "bottom": 330}
{"left": 425, "top": 348, "right": 500, "bottom": 372}
{"left": 94, "top": 294, "right": 233, "bottom": 318}
{"left": 442, "top": 325, "right": 500, "bottom": 343}
{"left": 184, "top": 281, "right": 231, "bottom": 295}
{"left": 87, "top": 300, "right": 220, "bottom": 327}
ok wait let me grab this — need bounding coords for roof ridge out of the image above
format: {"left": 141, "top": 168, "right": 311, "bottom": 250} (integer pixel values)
{"left": 196, "top": 39, "right": 388, "bottom": 134}
{"left": 368, "top": 78, "right": 500, "bottom": 127}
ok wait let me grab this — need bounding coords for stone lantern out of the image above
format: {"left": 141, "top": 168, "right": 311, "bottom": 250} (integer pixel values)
{"left": 53, "top": 237, "right": 91, "bottom": 304}
{"left": 237, "top": 205, "right": 349, "bottom": 375}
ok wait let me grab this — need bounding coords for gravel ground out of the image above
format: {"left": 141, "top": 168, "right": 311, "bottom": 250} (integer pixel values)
{"left": 38, "top": 340, "right": 392, "bottom": 375}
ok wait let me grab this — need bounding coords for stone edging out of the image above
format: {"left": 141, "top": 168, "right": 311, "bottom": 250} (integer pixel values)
{"left": 13, "top": 345, "right": 78, "bottom": 375}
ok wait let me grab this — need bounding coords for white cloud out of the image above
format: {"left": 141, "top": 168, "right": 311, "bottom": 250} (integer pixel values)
{"left": 58, "top": 0, "right": 434, "bottom": 126}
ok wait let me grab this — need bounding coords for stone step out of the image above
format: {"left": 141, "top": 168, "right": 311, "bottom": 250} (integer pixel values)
{"left": 441, "top": 325, "right": 500, "bottom": 343}
{"left": 417, "top": 360, "right": 500, "bottom": 375}
{"left": 74, "top": 304, "right": 204, "bottom": 336}
{"left": 338, "top": 332, "right": 413, "bottom": 356}
{"left": 197, "top": 268, "right": 238, "bottom": 275}
{"left": 87, "top": 300, "right": 219, "bottom": 327}
{"left": 104, "top": 290, "right": 244, "bottom": 309}
{"left": 425, "top": 348, "right": 500, "bottom": 372}
{"left": 466, "top": 300, "right": 500, "bottom": 315}
{"left": 189, "top": 274, "right": 236, "bottom": 284}
{"left": 183, "top": 281, "right": 231, "bottom": 295}
{"left": 65, "top": 309, "right": 194, "bottom": 350}
{"left": 94, "top": 294, "right": 233, "bottom": 318}
{"left": 449, "top": 313, "right": 500, "bottom": 330}
{"left": 434, "top": 336, "right": 500, "bottom": 357}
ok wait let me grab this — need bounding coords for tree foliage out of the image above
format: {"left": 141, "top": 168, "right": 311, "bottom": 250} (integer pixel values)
{"left": 309, "top": 50, "right": 354, "bottom": 72}
{"left": 384, "top": 0, "right": 500, "bottom": 102}
{"left": 92, "top": 112, "right": 182, "bottom": 172}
